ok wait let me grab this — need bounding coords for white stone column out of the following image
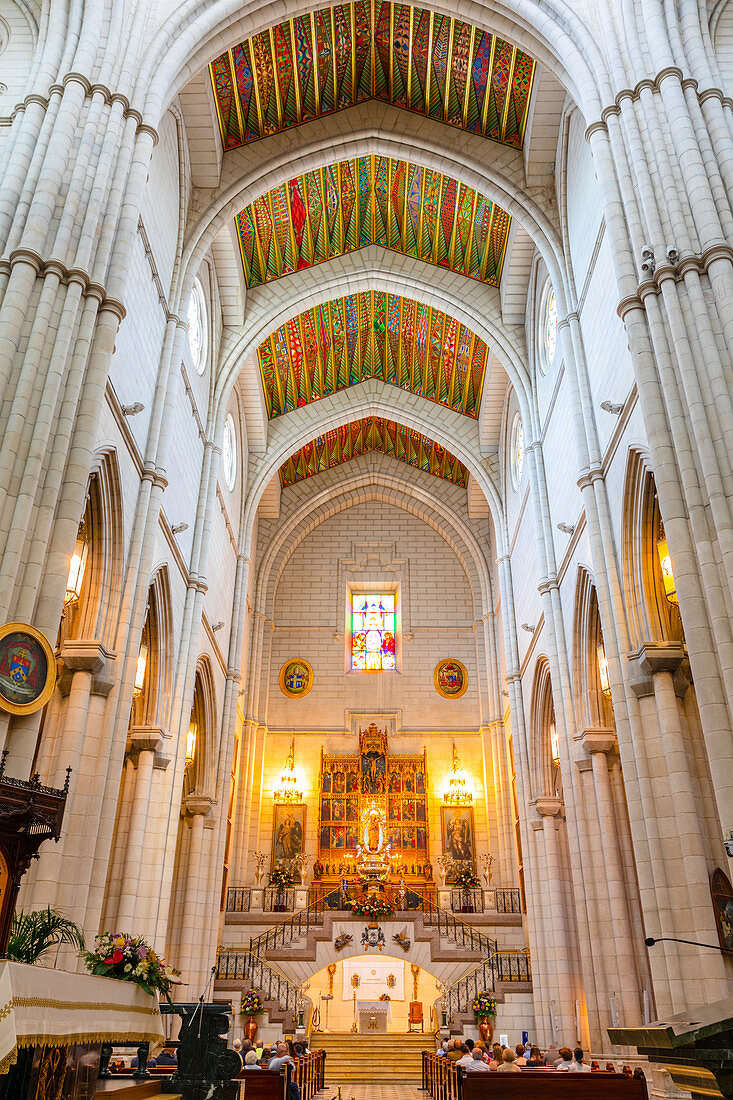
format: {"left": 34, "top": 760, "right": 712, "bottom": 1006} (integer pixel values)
{"left": 583, "top": 731, "right": 641, "bottom": 1027}
{"left": 535, "top": 798, "right": 577, "bottom": 1044}
{"left": 176, "top": 795, "right": 213, "bottom": 996}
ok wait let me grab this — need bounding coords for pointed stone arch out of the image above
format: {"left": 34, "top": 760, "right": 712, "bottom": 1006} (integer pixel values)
{"left": 572, "top": 564, "right": 613, "bottom": 733}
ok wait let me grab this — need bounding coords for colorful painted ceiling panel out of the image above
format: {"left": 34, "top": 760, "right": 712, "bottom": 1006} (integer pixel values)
{"left": 210, "top": 3, "right": 535, "bottom": 150}
{"left": 279, "top": 417, "right": 468, "bottom": 488}
{"left": 236, "top": 155, "right": 511, "bottom": 287}
{"left": 259, "top": 291, "right": 488, "bottom": 420}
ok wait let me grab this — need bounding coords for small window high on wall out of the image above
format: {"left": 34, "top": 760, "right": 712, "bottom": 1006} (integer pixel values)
{"left": 351, "top": 594, "right": 396, "bottom": 671}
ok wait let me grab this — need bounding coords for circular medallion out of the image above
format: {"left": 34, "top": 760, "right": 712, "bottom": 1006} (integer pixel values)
{"left": 279, "top": 658, "right": 313, "bottom": 699}
{"left": 0, "top": 622, "right": 56, "bottom": 715}
{"left": 434, "top": 658, "right": 468, "bottom": 699}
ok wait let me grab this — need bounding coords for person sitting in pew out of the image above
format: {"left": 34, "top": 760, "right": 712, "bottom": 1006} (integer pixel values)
{"left": 244, "top": 1051, "right": 262, "bottom": 1070}
{"left": 526, "top": 1046, "right": 543, "bottom": 1067}
{"left": 466, "top": 1049, "right": 491, "bottom": 1074}
{"left": 457, "top": 1044, "right": 474, "bottom": 1068}
{"left": 497, "top": 1049, "right": 521, "bottom": 1073}
{"left": 514, "top": 1044, "right": 527, "bottom": 1067}
{"left": 488, "top": 1043, "right": 503, "bottom": 1069}
{"left": 544, "top": 1043, "right": 559, "bottom": 1066}
{"left": 568, "top": 1048, "right": 591, "bottom": 1073}
{"left": 556, "top": 1047, "right": 575, "bottom": 1070}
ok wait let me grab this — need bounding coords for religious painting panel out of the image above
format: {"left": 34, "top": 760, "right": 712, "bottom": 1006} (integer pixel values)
{"left": 272, "top": 804, "right": 306, "bottom": 865}
{"left": 441, "top": 805, "right": 475, "bottom": 881}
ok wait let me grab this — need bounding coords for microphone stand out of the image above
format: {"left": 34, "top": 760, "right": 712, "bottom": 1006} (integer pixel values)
{"left": 645, "top": 935, "right": 733, "bottom": 955}
{"left": 182, "top": 964, "right": 218, "bottom": 1092}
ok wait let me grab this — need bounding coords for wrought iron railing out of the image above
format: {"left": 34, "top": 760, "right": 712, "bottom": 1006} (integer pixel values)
{"left": 215, "top": 949, "right": 304, "bottom": 1016}
{"left": 441, "top": 949, "right": 532, "bottom": 1021}
{"left": 247, "top": 886, "right": 498, "bottom": 964}
{"left": 450, "top": 887, "right": 484, "bottom": 914}
{"left": 495, "top": 888, "right": 522, "bottom": 914}
{"left": 264, "top": 887, "right": 296, "bottom": 912}
{"left": 226, "top": 886, "right": 252, "bottom": 912}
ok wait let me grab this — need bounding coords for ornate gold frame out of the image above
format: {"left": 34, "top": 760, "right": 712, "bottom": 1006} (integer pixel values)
{"left": 433, "top": 658, "right": 468, "bottom": 699}
{"left": 279, "top": 658, "right": 313, "bottom": 698}
{"left": 0, "top": 622, "right": 56, "bottom": 716}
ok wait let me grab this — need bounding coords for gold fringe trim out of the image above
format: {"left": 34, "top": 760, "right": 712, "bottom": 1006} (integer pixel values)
{"left": 15, "top": 1030, "right": 164, "bottom": 1049}
{"left": 13, "top": 997, "right": 160, "bottom": 1016}
{"left": 0, "top": 1046, "right": 17, "bottom": 1076}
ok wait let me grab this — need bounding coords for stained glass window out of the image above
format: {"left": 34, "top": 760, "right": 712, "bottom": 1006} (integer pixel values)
{"left": 351, "top": 594, "right": 396, "bottom": 671}
{"left": 188, "top": 279, "right": 207, "bottom": 374}
{"left": 510, "top": 414, "right": 524, "bottom": 489}
{"left": 540, "top": 282, "right": 557, "bottom": 374}
{"left": 222, "top": 413, "right": 236, "bottom": 490}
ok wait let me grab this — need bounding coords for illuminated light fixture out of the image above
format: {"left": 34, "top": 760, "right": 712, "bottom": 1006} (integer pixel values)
{"left": 64, "top": 526, "right": 88, "bottom": 605}
{"left": 597, "top": 642, "right": 612, "bottom": 697}
{"left": 133, "top": 642, "right": 148, "bottom": 698}
{"left": 275, "top": 738, "right": 303, "bottom": 803}
{"left": 443, "top": 742, "right": 473, "bottom": 805}
{"left": 549, "top": 720, "right": 560, "bottom": 769}
{"left": 186, "top": 720, "right": 197, "bottom": 769}
{"left": 656, "top": 523, "right": 678, "bottom": 604}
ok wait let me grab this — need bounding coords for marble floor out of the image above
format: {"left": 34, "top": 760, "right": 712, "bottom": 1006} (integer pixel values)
{"left": 324, "top": 1087, "right": 423, "bottom": 1099}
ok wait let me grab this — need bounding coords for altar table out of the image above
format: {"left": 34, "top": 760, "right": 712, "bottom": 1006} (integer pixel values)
{"left": 356, "top": 1000, "right": 391, "bottom": 1032}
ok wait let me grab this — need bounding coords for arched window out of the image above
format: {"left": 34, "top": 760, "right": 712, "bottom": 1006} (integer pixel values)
{"left": 573, "top": 568, "right": 614, "bottom": 731}
{"left": 510, "top": 413, "right": 525, "bottom": 490}
{"left": 188, "top": 279, "right": 208, "bottom": 375}
{"left": 222, "top": 413, "right": 237, "bottom": 490}
{"left": 623, "top": 451, "right": 683, "bottom": 648}
{"left": 531, "top": 659, "right": 562, "bottom": 800}
{"left": 131, "top": 569, "right": 172, "bottom": 729}
{"left": 539, "top": 280, "right": 558, "bottom": 374}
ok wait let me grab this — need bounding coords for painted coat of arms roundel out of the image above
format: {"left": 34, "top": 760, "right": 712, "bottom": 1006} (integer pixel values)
{"left": 279, "top": 658, "right": 313, "bottom": 698}
{"left": 0, "top": 623, "right": 56, "bottom": 715}
{"left": 434, "top": 658, "right": 468, "bottom": 699}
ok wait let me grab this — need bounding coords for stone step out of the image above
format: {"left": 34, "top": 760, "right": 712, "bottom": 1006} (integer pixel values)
{"left": 315, "top": 1033, "right": 428, "bottom": 1083}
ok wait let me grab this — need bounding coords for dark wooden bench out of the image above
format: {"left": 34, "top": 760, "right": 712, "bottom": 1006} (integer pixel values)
{"left": 236, "top": 1068, "right": 288, "bottom": 1098}
{"left": 461, "top": 1070, "right": 648, "bottom": 1099}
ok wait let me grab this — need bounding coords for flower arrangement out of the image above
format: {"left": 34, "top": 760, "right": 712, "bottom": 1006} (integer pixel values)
{"left": 348, "top": 895, "right": 395, "bottom": 919}
{"left": 453, "top": 864, "right": 480, "bottom": 889}
{"left": 471, "top": 993, "right": 497, "bottom": 1017}
{"left": 84, "top": 932, "right": 180, "bottom": 1001}
{"left": 268, "top": 864, "right": 296, "bottom": 888}
{"left": 379, "top": 993, "right": 391, "bottom": 1001}
{"left": 241, "top": 989, "right": 265, "bottom": 1015}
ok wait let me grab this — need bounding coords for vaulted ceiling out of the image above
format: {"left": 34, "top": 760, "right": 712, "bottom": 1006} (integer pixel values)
{"left": 210, "top": 2, "right": 535, "bottom": 151}
{"left": 279, "top": 416, "right": 469, "bottom": 488}
{"left": 259, "top": 290, "right": 489, "bottom": 419}
{"left": 236, "top": 155, "right": 512, "bottom": 287}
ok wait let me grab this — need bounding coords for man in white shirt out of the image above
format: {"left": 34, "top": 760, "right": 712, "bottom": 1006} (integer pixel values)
{"left": 568, "top": 1047, "right": 591, "bottom": 1073}
{"left": 466, "top": 1049, "right": 491, "bottom": 1073}
{"left": 456, "top": 1044, "right": 473, "bottom": 1068}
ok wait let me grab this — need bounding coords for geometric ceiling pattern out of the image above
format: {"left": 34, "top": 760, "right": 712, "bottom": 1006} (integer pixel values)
{"left": 210, "top": 2, "right": 535, "bottom": 150}
{"left": 279, "top": 416, "right": 469, "bottom": 488}
{"left": 236, "top": 155, "right": 511, "bottom": 287}
{"left": 259, "top": 291, "right": 488, "bottom": 419}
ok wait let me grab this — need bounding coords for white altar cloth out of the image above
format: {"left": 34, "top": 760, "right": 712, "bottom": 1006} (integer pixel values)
{"left": 356, "top": 1000, "right": 391, "bottom": 1032}
{"left": 0, "top": 961, "right": 164, "bottom": 1073}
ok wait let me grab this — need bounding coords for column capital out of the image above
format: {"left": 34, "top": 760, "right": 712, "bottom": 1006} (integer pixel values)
{"left": 59, "top": 640, "right": 117, "bottom": 696}
{"left": 627, "top": 641, "right": 689, "bottom": 698}
{"left": 580, "top": 727, "right": 618, "bottom": 756}
{"left": 128, "top": 726, "right": 166, "bottom": 755}
{"left": 534, "top": 796, "right": 563, "bottom": 818}
{"left": 184, "top": 795, "right": 213, "bottom": 818}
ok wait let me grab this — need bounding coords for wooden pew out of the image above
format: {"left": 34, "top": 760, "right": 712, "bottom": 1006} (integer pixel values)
{"left": 460, "top": 1069, "right": 648, "bottom": 1100}
{"left": 237, "top": 1068, "right": 288, "bottom": 1098}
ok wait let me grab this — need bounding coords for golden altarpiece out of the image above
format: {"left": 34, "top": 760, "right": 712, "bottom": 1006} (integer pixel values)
{"left": 312, "top": 724, "right": 435, "bottom": 902}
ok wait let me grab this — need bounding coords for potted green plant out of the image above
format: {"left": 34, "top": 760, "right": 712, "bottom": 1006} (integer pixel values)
{"left": 7, "top": 907, "right": 85, "bottom": 964}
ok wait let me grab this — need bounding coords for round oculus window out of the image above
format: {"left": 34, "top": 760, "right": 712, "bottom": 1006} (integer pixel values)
{"left": 222, "top": 414, "right": 236, "bottom": 490}
{"left": 188, "top": 279, "right": 208, "bottom": 375}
